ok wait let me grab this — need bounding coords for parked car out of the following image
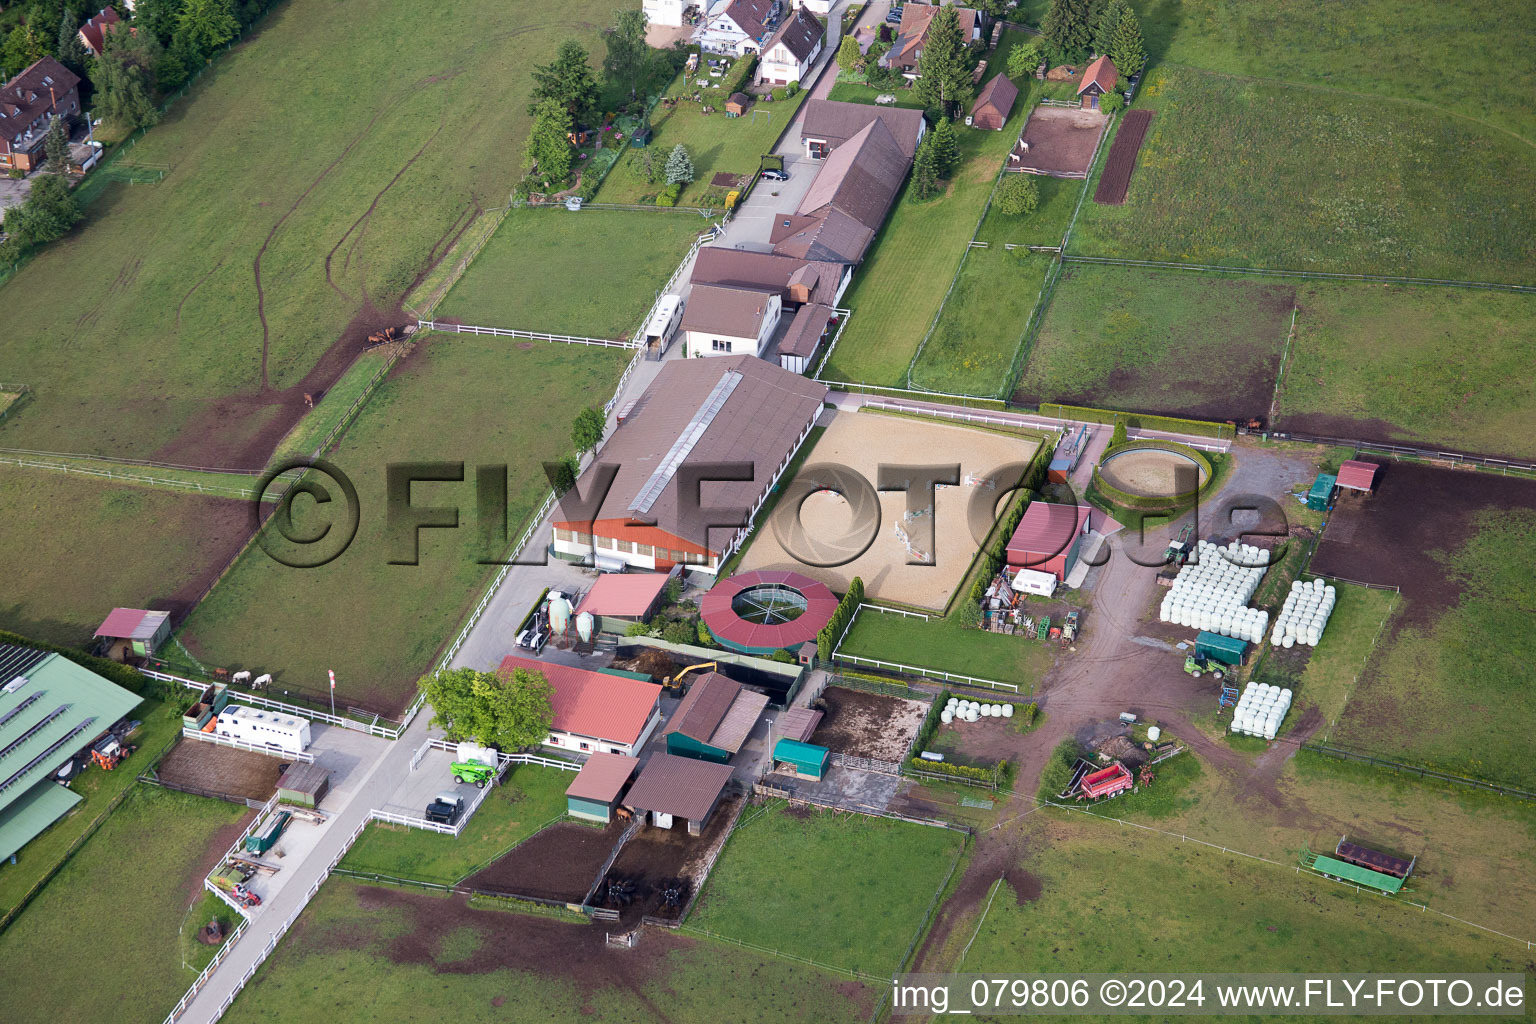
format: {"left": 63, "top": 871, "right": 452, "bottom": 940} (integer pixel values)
{"left": 425, "top": 792, "right": 464, "bottom": 825}
{"left": 761, "top": 168, "right": 790, "bottom": 181}
{"left": 886, "top": 5, "right": 903, "bottom": 24}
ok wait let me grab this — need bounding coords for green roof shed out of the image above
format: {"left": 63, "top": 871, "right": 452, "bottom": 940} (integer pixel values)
{"left": 772, "top": 738, "right": 830, "bottom": 781}
{"left": 1306, "top": 473, "right": 1337, "bottom": 511}
{"left": 1308, "top": 853, "right": 1405, "bottom": 894}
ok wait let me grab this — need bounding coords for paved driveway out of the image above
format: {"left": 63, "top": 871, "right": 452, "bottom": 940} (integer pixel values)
{"left": 0, "top": 174, "right": 33, "bottom": 219}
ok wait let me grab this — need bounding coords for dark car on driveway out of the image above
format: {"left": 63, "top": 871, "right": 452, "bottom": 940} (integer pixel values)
{"left": 761, "top": 168, "right": 790, "bottom": 181}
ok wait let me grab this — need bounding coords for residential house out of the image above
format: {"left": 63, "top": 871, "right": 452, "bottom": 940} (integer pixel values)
{"left": 0, "top": 58, "right": 81, "bottom": 173}
{"left": 790, "top": 0, "right": 834, "bottom": 13}
{"left": 1077, "top": 55, "right": 1119, "bottom": 110}
{"left": 883, "top": 3, "right": 982, "bottom": 79}
{"left": 681, "top": 284, "right": 782, "bottom": 357}
{"left": 772, "top": 112, "right": 914, "bottom": 265}
{"left": 969, "top": 70, "right": 1017, "bottom": 130}
{"left": 550, "top": 355, "right": 827, "bottom": 574}
{"left": 799, "top": 97, "right": 925, "bottom": 160}
{"left": 758, "top": 6, "right": 824, "bottom": 85}
{"left": 77, "top": 7, "right": 121, "bottom": 57}
{"left": 696, "top": 0, "right": 781, "bottom": 55}
{"left": 499, "top": 654, "right": 663, "bottom": 757}
{"left": 690, "top": 247, "right": 852, "bottom": 308}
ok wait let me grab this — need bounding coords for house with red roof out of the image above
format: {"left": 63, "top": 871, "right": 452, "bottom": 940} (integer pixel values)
{"left": 499, "top": 654, "right": 662, "bottom": 757}
{"left": 1077, "top": 55, "right": 1119, "bottom": 110}
{"left": 0, "top": 57, "right": 81, "bottom": 173}
{"left": 78, "top": 8, "right": 122, "bottom": 57}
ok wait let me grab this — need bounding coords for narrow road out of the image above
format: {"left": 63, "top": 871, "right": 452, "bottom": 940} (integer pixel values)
{"left": 177, "top": 712, "right": 433, "bottom": 1023}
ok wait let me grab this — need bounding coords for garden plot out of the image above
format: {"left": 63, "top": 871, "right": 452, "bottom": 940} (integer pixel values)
{"left": 808, "top": 687, "right": 927, "bottom": 763}
{"left": 1092, "top": 109, "right": 1154, "bottom": 204}
{"left": 738, "top": 412, "right": 1041, "bottom": 610}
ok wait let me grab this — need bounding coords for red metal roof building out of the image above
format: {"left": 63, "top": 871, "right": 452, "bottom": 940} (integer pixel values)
{"left": 1005, "top": 503, "right": 1093, "bottom": 581}
{"left": 94, "top": 607, "right": 172, "bottom": 661}
{"left": 1335, "top": 460, "right": 1379, "bottom": 493}
{"left": 574, "top": 572, "right": 672, "bottom": 627}
{"left": 700, "top": 570, "right": 839, "bottom": 655}
{"left": 498, "top": 654, "right": 662, "bottom": 757}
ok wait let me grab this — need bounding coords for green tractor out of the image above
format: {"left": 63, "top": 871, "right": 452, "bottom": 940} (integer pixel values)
{"left": 1183, "top": 655, "right": 1224, "bottom": 680}
{"left": 1165, "top": 524, "right": 1195, "bottom": 566}
{"left": 451, "top": 760, "right": 496, "bottom": 788}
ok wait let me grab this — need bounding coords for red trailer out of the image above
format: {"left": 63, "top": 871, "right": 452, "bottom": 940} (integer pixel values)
{"left": 1077, "top": 761, "right": 1132, "bottom": 800}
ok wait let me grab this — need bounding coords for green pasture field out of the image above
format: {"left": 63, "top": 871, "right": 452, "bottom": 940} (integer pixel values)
{"left": 0, "top": 0, "right": 614, "bottom": 461}
{"left": 1070, "top": 67, "right": 1536, "bottom": 283}
{"left": 0, "top": 700, "right": 179, "bottom": 919}
{"left": 270, "top": 347, "right": 394, "bottom": 462}
{"left": 827, "top": 81, "right": 927, "bottom": 109}
{"left": 934, "top": 815, "right": 1531, "bottom": 982}
{"left": 690, "top": 802, "right": 966, "bottom": 976}
{"left": 339, "top": 766, "right": 571, "bottom": 884}
{"left": 837, "top": 606, "right": 1055, "bottom": 692}
{"left": 820, "top": 33, "right": 1035, "bottom": 387}
{"left": 0, "top": 785, "right": 245, "bottom": 1024}
{"left": 220, "top": 877, "right": 876, "bottom": 1024}
{"left": 435, "top": 209, "right": 706, "bottom": 338}
{"left": 599, "top": 72, "right": 808, "bottom": 208}
{"left": 1274, "top": 283, "right": 1536, "bottom": 458}
{"left": 908, "top": 249, "right": 1051, "bottom": 396}
{"left": 1013, "top": 266, "right": 1295, "bottom": 419}
{"left": 974, "top": 177, "right": 1080, "bottom": 248}
{"left": 1330, "top": 508, "right": 1536, "bottom": 789}
{"left": 0, "top": 465, "right": 254, "bottom": 646}
{"left": 178, "top": 339, "right": 627, "bottom": 714}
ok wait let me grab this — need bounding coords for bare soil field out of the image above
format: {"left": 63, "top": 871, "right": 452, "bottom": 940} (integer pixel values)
{"left": 1098, "top": 446, "right": 1209, "bottom": 497}
{"left": 809, "top": 687, "right": 927, "bottom": 761}
{"left": 155, "top": 741, "right": 285, "bottom": 802}
{"left": 1093, "top": 109, "right": 1154, "bottom": 204}
{"left": 598, "top": 792, "right": 744, "bottom": 925}
{"left": 739, "top": 412, "right": 1040, "bottom": 610}
{"left": 466, "top": 820, "right": 624, "bottom": 903}
{"left": 1009, "top": 107, "right": 1109, "bottom": 179}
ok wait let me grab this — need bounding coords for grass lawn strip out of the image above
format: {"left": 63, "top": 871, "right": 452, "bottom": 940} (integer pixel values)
{"left": 1069, "top": 66, "right": 1536, "bottom": 284}
{"left": 338, "top": 766, "right": 572, "bottom": 885}
{"left": 837, "top": 605, "right": 1054, "bottom": 692}
{"left": 178, "top": 339, "right": 628, "bottom": 714}
{"left": 0, "top": 0, "right": 616, "bottom": 463}
{"left": 0, "top": 784, "right": 246, "bottom": 1024}
{"left": 689, "top": 803, "right": 966, "bottom": 976}
{"left": 436, "top": 209, "right": 706, "bottom": 338}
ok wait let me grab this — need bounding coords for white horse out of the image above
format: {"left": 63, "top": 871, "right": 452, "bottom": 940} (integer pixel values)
{"left": 231, "top": 671, "right": 252, "bottom": 685}
{"left": 253, "top": 674, "right": 273, "bottom": 690}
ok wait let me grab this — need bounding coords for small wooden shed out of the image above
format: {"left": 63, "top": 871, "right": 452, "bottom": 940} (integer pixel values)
{"left": 276, "top": 763, "right": 330, "bottom": 808}
{"left": 725, "top": 92, "right": 752, "bottom": 117}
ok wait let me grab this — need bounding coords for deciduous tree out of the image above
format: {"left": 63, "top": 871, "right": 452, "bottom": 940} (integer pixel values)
{"left": 913, "top": 5, "right": 972, "bottom": 118}
{"left": 423, "top": 666, "right": 555, "bottom": 751}
{"left": 996, "top": 173, "right": 1039, "bottom": 216}
{"left": 531, "top": 39, "right": 600, "bottom": 125}
{"left": 1006, "top": 40, "right": 1043, "bottom": 81}
{"left": 571, "top": 405, "right": 606, "bottom": 456}
{"left": 524, "top": 98, "right": 574, "bottom": 185}
{"left": 6, "top": 172, "right": 82, "bottom": 245}
{"left": 1042, "top": 0, "right": 1095, "bottom": 62}
{"left": 602, "top": 7, "right": 650, "bottom": 100}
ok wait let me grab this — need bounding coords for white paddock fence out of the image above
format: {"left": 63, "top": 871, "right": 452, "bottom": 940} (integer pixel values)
{"left": 416, "top": 321, "right": 633, "bottom": 348}
{"left": 180, "top": 726, "right": 316, "bottom": 764}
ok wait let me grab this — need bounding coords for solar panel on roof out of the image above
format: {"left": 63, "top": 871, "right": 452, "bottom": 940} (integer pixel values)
{"left": 628, "top": 370, "right": 743, "bottom": 515}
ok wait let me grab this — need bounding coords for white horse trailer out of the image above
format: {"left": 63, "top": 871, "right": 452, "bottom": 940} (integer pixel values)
{"left": 642, "top": 295, "right": 683, "bottom": 357}
{"left": 216, "top": 705, "right": 312, "bottom": 754}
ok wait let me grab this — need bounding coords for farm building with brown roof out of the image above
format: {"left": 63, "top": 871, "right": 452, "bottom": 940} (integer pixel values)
{"left": 663, "top": 671, "right": 770, "bottom": 763}
{"left": 565, "top": 752, "right": 639, "bottom": 822}
{"left": 970, "top": 72, "right": 1018, "bottom": 130}
{"left": 800, "top": 98, "right": 926, "bottom": 160}
{"left": 622, "top": 752, "right": 735, "bottom": 833}
{"left": 773, "top": 115, "right": 914, "bottom": 265}
{"left": 550, "top": 355, "right": 828, "bottom": 574}
{"left": 681, "top": 283, "right": 783, "bottom": 357}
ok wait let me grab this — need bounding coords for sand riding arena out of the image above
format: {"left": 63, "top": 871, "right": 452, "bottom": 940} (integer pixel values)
{"left": 1098, "top": 444, "right": 1210, "bottom": 498}
{"left": 1008, "top": 107, "right": 1110, "bottom": 179}
{"left": 738, "top": 411, "right": 1041, "bottom": 610}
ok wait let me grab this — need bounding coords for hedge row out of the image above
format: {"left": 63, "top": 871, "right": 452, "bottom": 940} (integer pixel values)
{"left": 966, "top": 452, "right": 1046, "bottom": 606}
{"left": 816, "top": 576, "right": 864, "bottom": 661}
{"left": 907, "top": 757, "right": 1004, "bottom": 784}
{"left": 1039, "top": 403, "right": 1234, "bottom": 440}
{"left": 720, "top": 54, "right": 758, "bottom": 97}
